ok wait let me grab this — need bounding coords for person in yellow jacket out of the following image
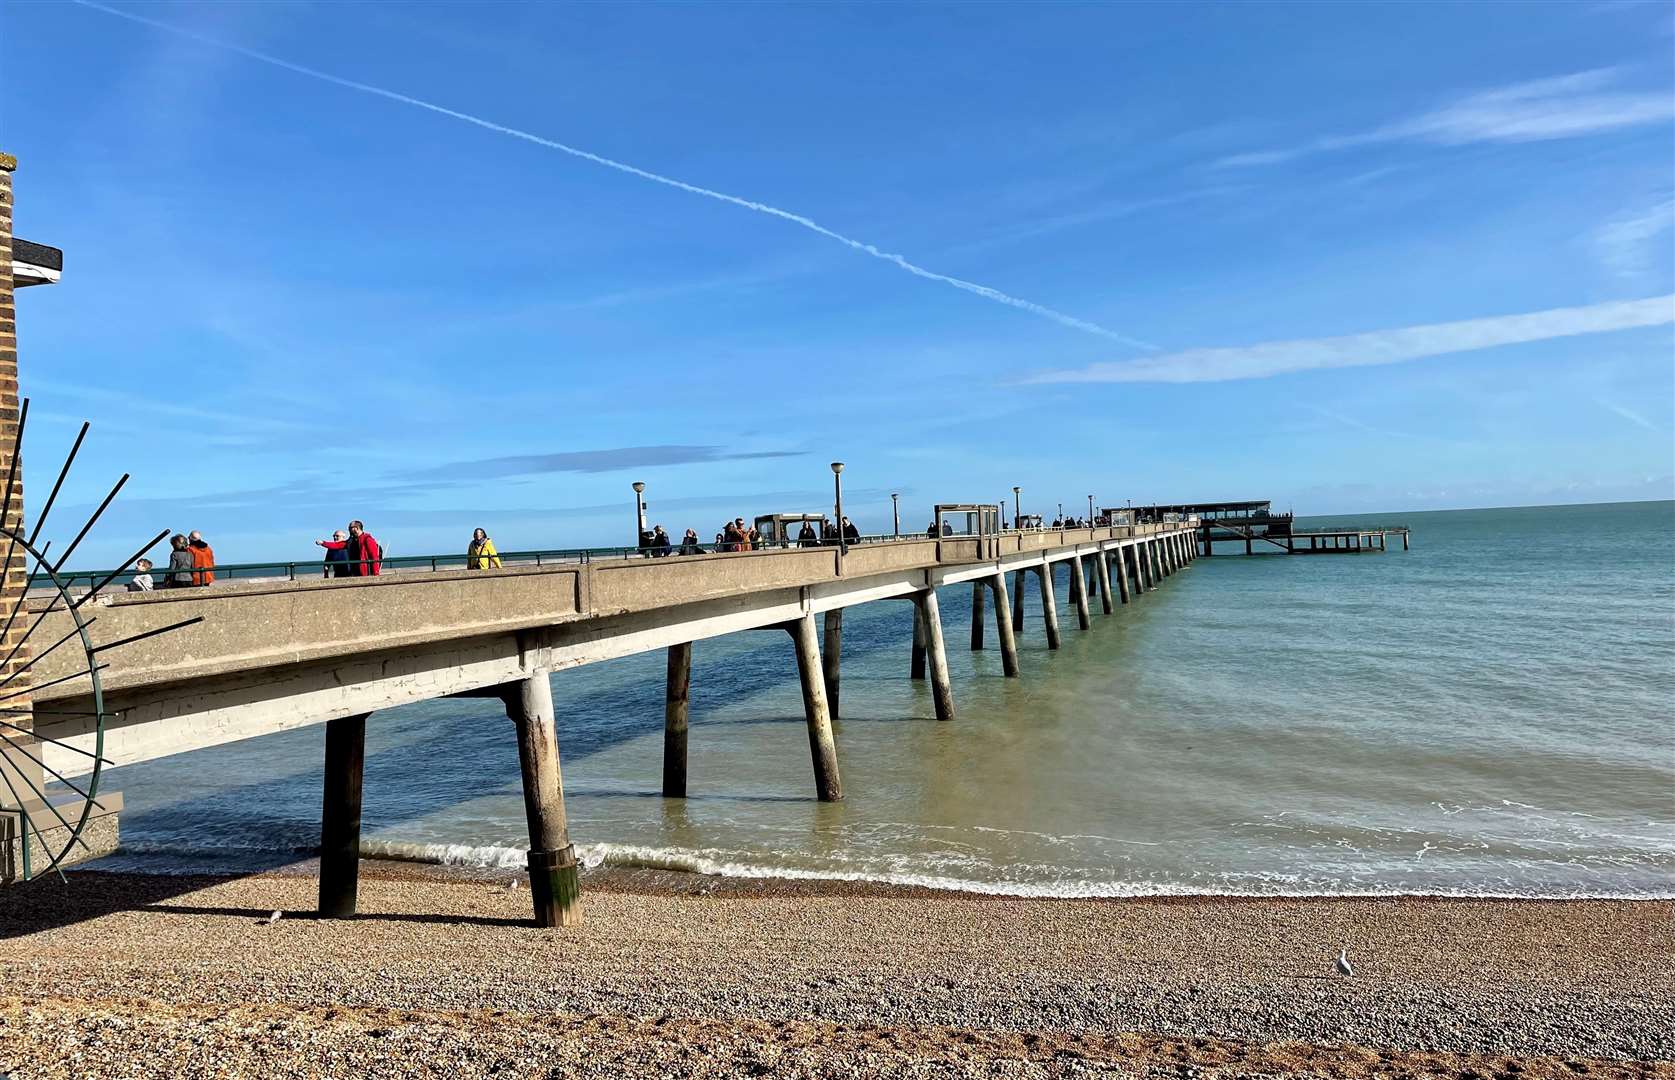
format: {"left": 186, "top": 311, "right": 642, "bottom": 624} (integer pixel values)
{"left": 468, "top": 527, "right": 502, "bottom": 570}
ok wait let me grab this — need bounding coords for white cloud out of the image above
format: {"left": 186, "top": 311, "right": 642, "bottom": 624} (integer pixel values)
{"left": 1025, "top": 295, "right": 1675, "bottom": 384}
{"left": 1217, "top": 69, "right": 1675, "bottom": 167}
{"left": 1593, "top": 197, "right": 1675, "bottom": 278}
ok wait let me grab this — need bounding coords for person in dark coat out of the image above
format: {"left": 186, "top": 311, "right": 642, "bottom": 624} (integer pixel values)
{"left": 321, "top": 530, "right": 351, "bottom": 577}
{"left": 164, "top": 534, "right": 195, "bottom": 587}
{"left": 842, "top": 517, "right": 860, "bottom": 544}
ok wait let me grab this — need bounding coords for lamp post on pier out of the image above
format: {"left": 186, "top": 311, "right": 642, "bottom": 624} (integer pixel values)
{"left": 632, "top": 481, "right": 646, "bottom": 552}
{"left": 831, "top": 462, "right": 846, "bottom": 555}
{"left": 1013, "top": 486, "right": 1021, "bottom": 530}
{"left": 1088, "top": 494, "right": 1095, "bottom": 525}
{"left": 891, "top": 492, "right": 900, "bottom": 538}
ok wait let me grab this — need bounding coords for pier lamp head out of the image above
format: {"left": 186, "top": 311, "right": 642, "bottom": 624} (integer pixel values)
{"left": 831, "top": 462, "right": 844, "bottom": 475}
{"left": 632, "top": 481, "right": 645, "bottom": 494}
{"left": 1013, "top": 486, "right": 1020, "bottom": 495}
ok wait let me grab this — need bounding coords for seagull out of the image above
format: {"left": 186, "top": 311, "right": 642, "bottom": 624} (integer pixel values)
{"left": 507, "top": 879, "right": 521, "bottom": 891}
{"left": 265, "top": 910, "right": 283, "bottom": 925}
{"left": 1335, "top": 947, "right": 1354, "bottom": 977}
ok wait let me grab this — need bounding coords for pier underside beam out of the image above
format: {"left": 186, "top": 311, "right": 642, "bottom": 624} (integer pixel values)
{"left": 663, "top": 643, "right": 691, "bottom": 799}
{"left": 989, "top": 572, "right": 1020, "bottom": 677}
{"left": 1037, "top": 565, "right": 1062, "bottom": 649}
{"left": 318, "top": 712, "right": 369, "bottom": 918}
{"left": 787, "top": 614, "right": 842, "bottom": 800}
{"left": 915, "top": 589, "right": 956, "bottom": 721}
{"left": 502, "top": 671, "right": 581, "bottom": 928}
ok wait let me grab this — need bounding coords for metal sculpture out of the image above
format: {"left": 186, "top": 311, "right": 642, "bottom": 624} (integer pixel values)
{"left": 0, "top": 398, "right": 200, "bottom": 881}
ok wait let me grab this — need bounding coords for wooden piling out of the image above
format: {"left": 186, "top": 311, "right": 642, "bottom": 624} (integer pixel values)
{"left": 318, "top": 712, "right": 368, "bottom": 918}
{"left": 969, "top": 580, "right": 985, "bottom": 651}
{"left": 1069, "top": 555, "right": 1092, "bottom": 630}
{"left": 1011, "top": 569, "right": 1026, "bottom": 632}
{"left": 788, "top": 613, "right": 843, "bottom": 801}
{"left": 989, "top": 572, "right": 1020, "bottom": 677}
{"left": 662, "top": 643, "right": 691, "bottom": 798}
{"left": 910, "top": 602, "right": 927, "bottom": 680}
{"left": 504, "top": 672, "right": 581, "bottom": 927}
{"left": 1112, "top": 548, "right": 1131, "bottom": 605}
{"left": 1402, "top": 531, "right": 1409, "bottom": 551}
{"left": 823, "top": 610, "right": 843, "bottom": 720}
{"left": 916, "top": 589, "right": 956, "bottom": 721}
{"left": 1037, "top": 564, "right": 1062, "bottom": 649}
{"left": 1094, "top": 549, "right": 1115, "bottom": 613}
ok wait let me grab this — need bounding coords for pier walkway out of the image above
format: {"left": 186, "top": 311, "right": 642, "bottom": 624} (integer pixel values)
{"left": 25, "top": 520, "right": 1200, "bottom": 926}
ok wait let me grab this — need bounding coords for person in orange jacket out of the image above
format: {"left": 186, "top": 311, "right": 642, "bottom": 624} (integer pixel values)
{"left": 187, "top": 530, "right": 215, "bottom": 586}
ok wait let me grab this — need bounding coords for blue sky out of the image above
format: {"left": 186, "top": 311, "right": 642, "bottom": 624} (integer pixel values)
{"left": 1, "top": 0, "right": 1671, "bottom": 566}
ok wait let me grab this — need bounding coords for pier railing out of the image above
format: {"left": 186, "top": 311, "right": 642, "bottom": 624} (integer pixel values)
{"left": 39, "top": 522, "right": 1195, "bottom": 593}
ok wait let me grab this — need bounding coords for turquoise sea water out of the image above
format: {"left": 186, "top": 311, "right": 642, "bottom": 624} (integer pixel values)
{"left": 87, "top": 502, "right": 1675, "bottom": 897}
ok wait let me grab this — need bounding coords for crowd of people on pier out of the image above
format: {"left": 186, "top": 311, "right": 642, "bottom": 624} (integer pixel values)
{"left": 117, "top": 507, "right": 1137, "bottom": 591}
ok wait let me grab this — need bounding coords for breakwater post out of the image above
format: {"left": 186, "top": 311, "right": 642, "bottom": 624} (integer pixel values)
{"left": 318, "top": 712, "right": 368, "bottom": 918}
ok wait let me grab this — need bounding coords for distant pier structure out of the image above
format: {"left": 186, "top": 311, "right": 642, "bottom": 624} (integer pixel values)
{"left": 1130, "top": 500, "right": 1410, "bottom": 556}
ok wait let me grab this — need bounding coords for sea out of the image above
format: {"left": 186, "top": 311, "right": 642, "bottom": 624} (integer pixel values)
{"left": 80, "top": 501, "right": 1675, "bottom": 899}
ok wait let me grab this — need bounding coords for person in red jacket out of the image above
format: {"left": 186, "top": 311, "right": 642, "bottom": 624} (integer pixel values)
{"left": 346, "top": 519, "right": 382, "bottom": 576}
{"left": 187, "top": 530, "right": 216, "bottom": 586}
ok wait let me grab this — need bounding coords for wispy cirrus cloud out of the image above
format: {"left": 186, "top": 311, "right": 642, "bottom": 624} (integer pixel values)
{"left": 1024, "top": 295, "right": 1675, "bottom": 384}
{"left": 1217, "top": 69, "right": 1675, "bottom": 168}
{"left": 400, "top": 445, "right": 806, "bottom": 481}
{"left": 1593, "top": 197, "right": 1675, "bottom": 279}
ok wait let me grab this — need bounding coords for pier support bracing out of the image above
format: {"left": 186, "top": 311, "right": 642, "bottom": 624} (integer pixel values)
{"left": 318, "top": 712, "right": 369, "bottom": 918}
{"left": 1036, "top": 564, "right": 1062, "bottom": 649}
{"left": 1069, "top": 555, "right": 1092, "bottom": 630}
{"left": 663, "top": 642, "right": 691, "bottom": 798}
{"left": 910, "top": 602, "right": 928, "bottom": 680}
{"left": 504, "top": 671, "right": 581, "bottom": 927}
{"left": 787, "top": 613, "right": 843, "bottom": 801}
{"left": 969, "top": 580, "right": 985, "bottom": 651}
{"left": 823, "top": 610, "right": 843, "bottom": 721}
{"left": 914, "top": 589, "right": 956, "bottom": 721}
{"left": 989, "top": 572, "right": 1020, "bottom": 677}
{"left": 1094, "top": 552, "right": 1114, "bottom": 614}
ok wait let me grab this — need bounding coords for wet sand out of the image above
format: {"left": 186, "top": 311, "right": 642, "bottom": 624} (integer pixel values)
{"left": 1, "top": 864, "right": 1671, "bottom": 1078}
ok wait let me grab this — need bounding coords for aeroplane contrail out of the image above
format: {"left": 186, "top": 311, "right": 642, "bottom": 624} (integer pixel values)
{"left": 76, "top": 0, "right": 1155, "bottom": 350}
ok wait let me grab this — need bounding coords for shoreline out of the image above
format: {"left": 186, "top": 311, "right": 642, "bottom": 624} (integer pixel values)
{"left": 3, "top": 865, "right": 1670, "bottom": 1077}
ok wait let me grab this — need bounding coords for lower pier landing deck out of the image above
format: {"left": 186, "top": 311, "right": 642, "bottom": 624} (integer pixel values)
{"left": 1290, "top": 528, "right": 1409, "bottom": 553}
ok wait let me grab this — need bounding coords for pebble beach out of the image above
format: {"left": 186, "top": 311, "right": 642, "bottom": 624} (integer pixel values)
{"left": 1, "top": 863, "right": 1670, "bottom": 1078}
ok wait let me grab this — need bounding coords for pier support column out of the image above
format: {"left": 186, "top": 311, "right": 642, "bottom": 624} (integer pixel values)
{"left": 503, "top": 671, "right": 581, "bottom": 927}
{"left": 910, "top": 602, "right": 928, "bottom": 680}
{"left": 1094, "top": 549, "right": 1114, "bottom": 613}
{"left": 1011, "top": 569, "right": 1026, "bottom": 632}
{"left": 1112, "top": 548, "right": 1131, "bottom": 605}
{"left": 969, "top": 580, "right": 985, "bottom": 651}
{"left": 318, "top": 712, "right": 369, "bottom": 919}
{"left": 1402, "top": 532, "right": 1409, "bottom": 551}
{"left": 914, "top": 589, "right": 956, "bottom": 721}
{"left": 663, "top": 643, "right": 691, "bottom": 798}
{"left": 787, "top": 614, "right": 843, "bottom": 800}
{"left": 1162, "top": 537, "right": 1174, "bottom": 576}
{"left": 823, "top": 610, "right": 843, "bottom": 721}
{"left": 1148, "top": 541, "right": 1161, "bottom": 588}
{"left": 1069, "top": 555, "right": 1092, "bottom": 630}
{"left": 1037, "top": 564, "right": 1062, "bottom": 649}
{"left": 1245, "top": 535, "right": 1253, "bottom": 555}
{"left": 1202, "top": 525, "right": 1212, "bottom": 556}
{"left": 989, "top": 572, "right": 1020, "bottom": 677}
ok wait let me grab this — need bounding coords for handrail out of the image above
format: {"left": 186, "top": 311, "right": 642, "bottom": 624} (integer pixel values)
{"left": 37, "top": 522, "right": 1197, "bottom": 592}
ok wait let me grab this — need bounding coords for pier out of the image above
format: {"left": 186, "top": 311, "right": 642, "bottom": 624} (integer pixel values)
{"left": 1132, "top": 500, "right": 1411, "bottom": 556}
{"left": 22, "top": 519, "right": 1200, "bottom": 926}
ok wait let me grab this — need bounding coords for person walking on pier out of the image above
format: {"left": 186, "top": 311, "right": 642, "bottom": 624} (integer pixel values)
{"left": 679, "top": 528, "right": 703, "bottom": 556}
{"left": 722, "top": 520, "right": 745, "bottom": 553}
{"left": 842, "top": 516, "right": 860, "bottom": 544}
{"left": 347, "top": 520, "right": 383, "bottom": 576}
{"left": 798, "top": 520, "right": 818, "bottom": 547}
{"left": 319, "top": 530, "right": 351, "bottom": 578}
{"left": 188, "top": 530, "right": 216, "bottom": 586}
{"left": 468, "top": 527, "right": 502, "bottom": 570}
{"left": 650, "top": 525, "right": 672, "bottom": 556}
